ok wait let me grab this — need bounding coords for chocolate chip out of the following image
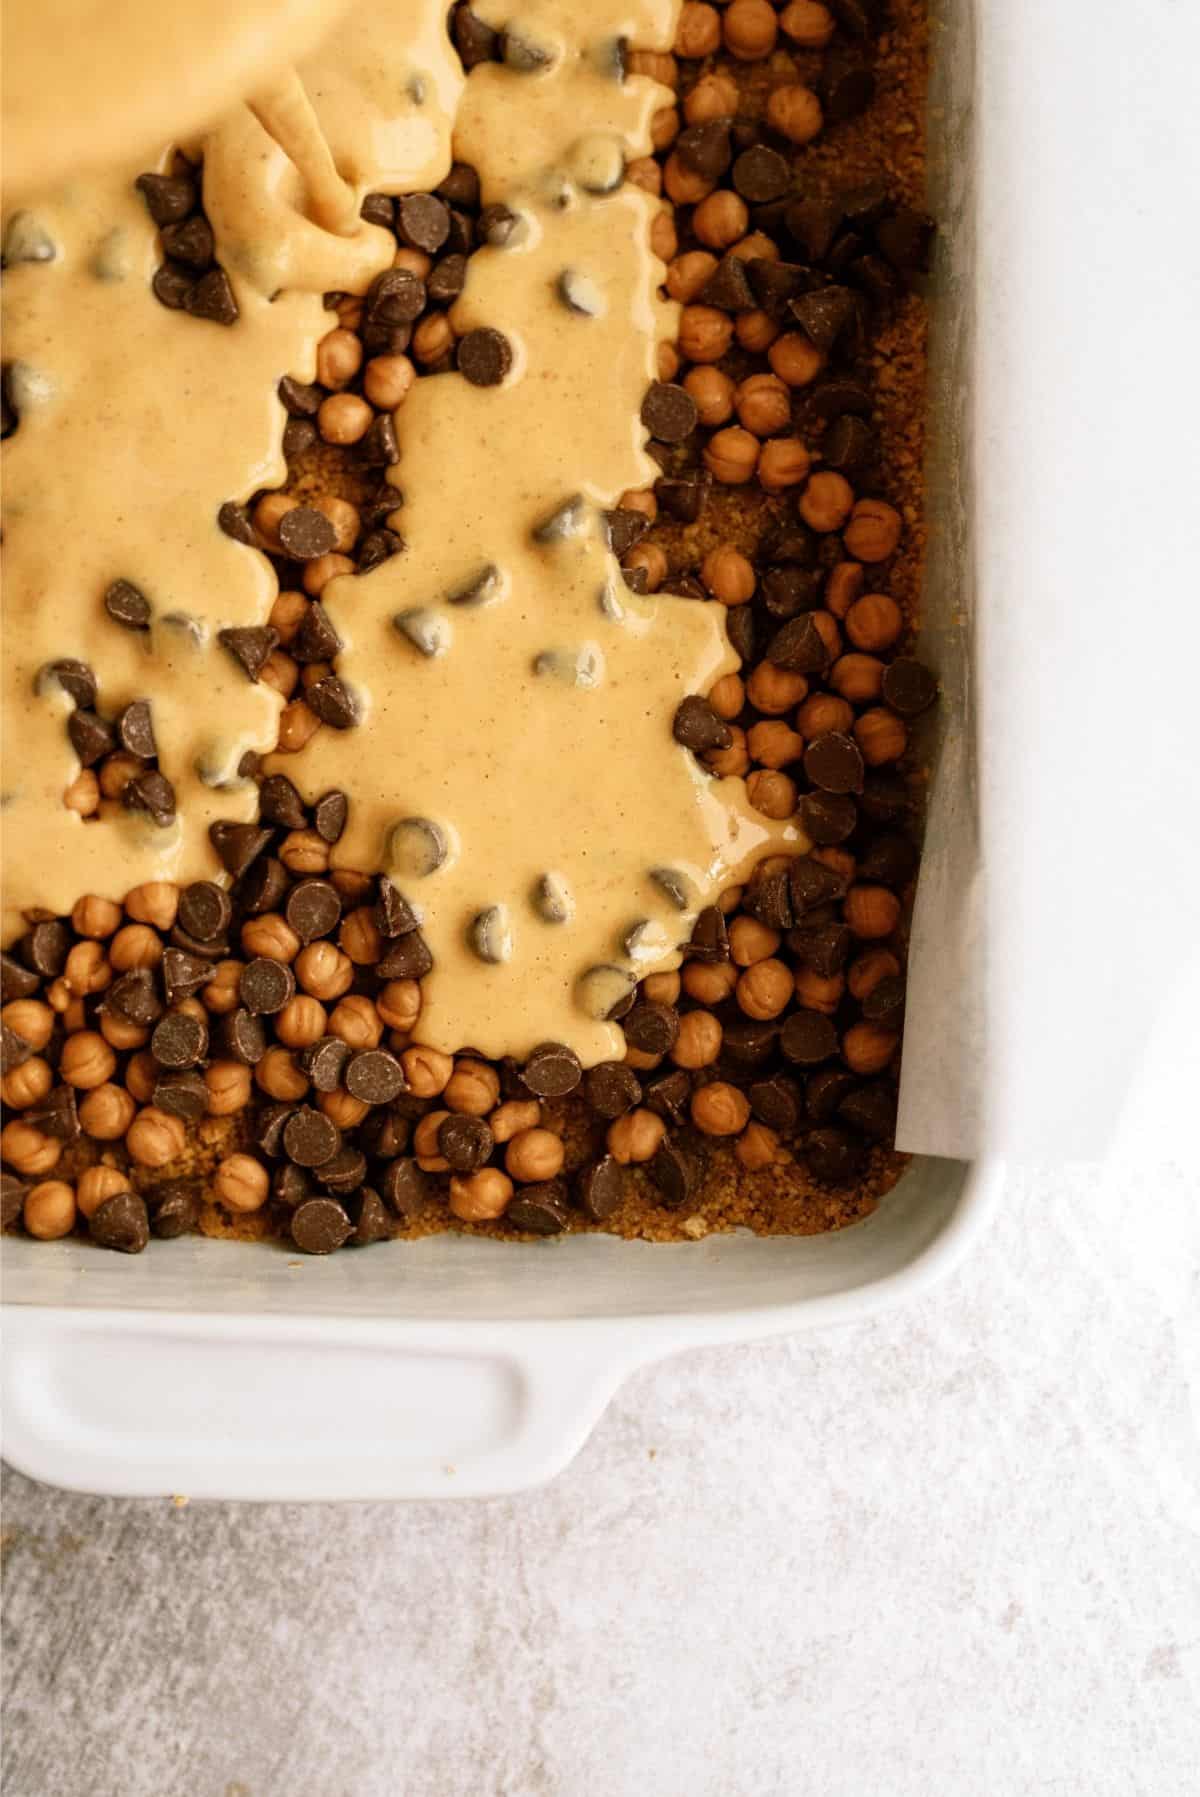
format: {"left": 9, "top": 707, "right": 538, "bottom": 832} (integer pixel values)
{"left": 733, "top": 145, "right": 791, "bottom": 203}
{"left": 90, "top": 1190, "right": 149, "bottom": 1254}
{"left": 2, "top": 1173, "right": 27, "bottom": 1229}
{"left": 823, "top": 413, "right": 876, "bottom": 474}
{"left": 811, "top": 376, "right": 875, "bottom": 419}
{"left": 726, "top": 604, "right": 755, "bottom": 663}
{"left": 107, "top": 970, "right": 162, "bottom": 1027}
{"left": 256, "top": 774, "right": 306, "bottom": 832}
{"left": 358, "top": 411, "right": 401, "bottom": 470}
{"left": 284, "top": 1106, "right": 341, "bottom": 1168}
{"left": 273, "top": 1163, "right": 310, "bottom": 1205}
{"left": 161, "top": 215, "right": 213, "bottom": 269}
{"left": 361, "top": 1108, "right": 411, "bottom": 1159}
{"left": 427, "top": 253, "right": 468, "bottom": 305}
{"left": 854, "top": 835, "right": 912, "bottom": 892}
{"left": 583, "top": 1061, "right": 641, "bottom": 1119}
{"left": 291, "top": 1196, "right": 352, "bottom": 1254}
{"left": 555, "top": 267, "right": 604, "bottom": 316}
{"left": 502, "top": 25, "right": 552, "bottom": 69}
{"left": 673, "top": 695, "right": 732, "bottom": 752}
{"left": 178, "top": 881, "right": 232, "bottom": 942}
{"left": 218, "top": 624, "right": 278, "bottom": 681}
{"left": 374, "top": 877, "right": 418, "bottom": 938}
{"left": 761, "top": 524, "right": 818, "bottom": 572}
{"left": 789, "top": 923, "right": 852, "bottom": 976}
{"left": 790, "top": 285, "right": 857, "bottom": 353}
{"left": 395, "top": 191, "right": 450, "bottom": 254}
{"left": 1, "top": 952, "right": 40, "bottom": 1002}
{"left": 21, "top": 920, "right": 70, "bottom": 979}
{"left": 799, "top": 791, "right": 858, "bottom": 846}
{"left": 299, "top": 1035, "right": 351, "bottom": 1092}
{"left": 622, "top": 1001, "right": 679, "bottom": 1057}
{"left": 351, "top": 1187, "right": 392, "bottom": 1245}
{"left": 345, "top": 1049, "right": 406, "bottom": 1105}
{"left": 253, "top": 1103, "right": 295, "bottom": 1156}
{"left": 876, "top": 207, "right": 935, "bottom": 277}
{"left": 860, "top": 771, "right": 911, "bottom": 822}
{"left": 376, "top": 931, "right": 433, "bottom": 980}
{"left": 741, "top": 870, "right": 794, "bottom": 932}
{"left": 676, "top": 120, "right": 732, "bottom": 180}
{"left": 314, "top": 1146, "right": 368, "bottom": 1193}
{"left": 114, "top": 699, "right": 155, "bottom": 759}
{"left": 150, "top": 260, "right": 195, "bottom": 309}
{"left": 655, "top": 472, "right": 711, "bottom": 523}
{"left": 151, "top": 1010, "right": 208, "bottom": 1069}
{"left": 803, "top": 731, "right": 864, "bottom": 795}
{"left": 750, "top": 1073, "right": 803, "bottom": 1134}
{"left": 123, "top": 769, "right": 176, "bottom": 826}
{"left": 789, "top": 856, "right": 848, "bottom": 916}
{"left": 437, "top": 161, "right": 481, "bottom": 208}
{"left": 719, "top": 1021, "right": 779, "bottom": 1071}
{"left": 278, "top": 375, "right": 323, "bottom": 417}
{"left": 452, "top": 4, "right": 501, "bottom": 67}
{"left": 283, "top": 418, "right": 316, "bottom": 459}
{"left": 640, "top": 382, "right": 698, "bottom": 444}
{"left": 882, "top": 657, "right": 937, "bottom": 717}
{"left": 784, "top": 194, "right": 841, "bottom": 262}
{"left": 479, "top": 203, "right": 518, "bottom": 247}
{"left": 359, "top": 527, "right": 403, "bottom": 572}
{"left": 805, "top": 1065, "right": 859, "bottom": 1122}
{"left": 743, "top": 257, "right": 807, "bottom": 320}
{"left": 531, "top": 872, "right": 573, "bottom": 925}
{"left": 457, "top": 327, "right": 512, "bottom": 386}
{"left": 365, "top": 268, "right": 426, "bottom": 345}
{"left": 780, "top": 1011, "right": 838, "bottom": 1066}
{"left": 805, "top": 1124, "right": 868, "bottom": 1183}
{"left": 643, "top": 1068, "right": 692, "bottom": 1124}
{"left": 159, "top": 949, "right": 214, "bottom": 1007}
{"left": 360, "top": 191, "right": 395, "bottom": 230}
{"left": 507, "top": 1180, "right": 569, "bottom": 1235}
{"left": 683, "top": 906, "right": 729, "bottom": 964}
{"left": 293, "top": 604, "right": 342, "bottom": 666}
{"left": 648, "top": 1133, "right": 705, "bottom": 1208}
{"left": 449, "top": 568, "right": 504, "bottom": 613}
{"left": 698, "top": 253, "right": 757, "bottom": 313}
{"left": 521, "top": 1041, "right": 583, "bottom": 1098}
{"left": 277, "top": 506, "right": 336, "bottom": 562}
{"left": 767, "top": 614, "right": 830, "bottom": 674}
{"left": 469, "top": 905, "right": 512, "bottom": 964}
{"left": 605, "top": 509, "right": 649, "bottom": 557}
{"left": 66, "top": 709, "right": 114, "bottom": 767}
{"left": 862, "top": 974, "right": 906, "bottom": 1028}
{"left": 239, "top": 957, "right": 295, "bottom": 1015}
{"left": 574, "top": 1155, "right": 625, "bottom": 1222}
{"left": 238, "top": 854, "right": 290, "bottom": 915}
{"left": 437, "top": 1113, "right": 493, "bottom": 1171}
{"left": 1, "top": 1024, "right": 33, "bottom": 1074}
{"left": 839, "top": 1081, "right": 896, "bottom": 1141}
{"left": 208, "top": 823, "right": 269, "bottom": 884}
{"left": 285, "top": 878, "right": 341, "bottom": 944}
{"left": 307, "top": 676, "right": 360, "bottom": 729}
{"left": 149, "top": 1179, "right": 201, "bottom": 1237}
{"left": 218, "top": 500, "right": 257, "bottom": 545}
{"left": 104, "top": 579, "right": 151, "bottom": 631}
{"left": 822, "top": 54, "right": 876, "bottom": 125}
{"left": 306, "top": 790, "right": 345, "bottom": 846}
{"left": 24, "top": 1083, "right": 78, "bottom": 1142}
{"left": 185, "top": 267, "right": 239, "bottom": 326}
{"left": 760, "top": 566, "right": 821, "bottom": 620}
{"left": 382, "top": 1157, "right": 431, "bottom": 1217}
{"left": 217, "top": 1007, "right": 267, "bottom": 1065}
{"left": 37, "top": 657, "right": 96, "bottom": 708}
{"left": 154, "top": 1070, "right": 208, "bottom": 1120}
{"left": 135, "top": 171, "right": 195, "bottom": 225}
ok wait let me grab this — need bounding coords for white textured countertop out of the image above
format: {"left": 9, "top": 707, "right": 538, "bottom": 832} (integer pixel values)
{"left": 3, "top": 1160, "right": 1197, "bottom": 1795}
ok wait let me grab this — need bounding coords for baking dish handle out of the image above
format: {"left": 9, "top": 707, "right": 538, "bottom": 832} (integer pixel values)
{"left": 1, "top": 1310, "right": 640, "bottom": 1501}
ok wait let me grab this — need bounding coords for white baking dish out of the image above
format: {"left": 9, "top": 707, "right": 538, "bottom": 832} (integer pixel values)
{"left": 1, "top": 0, "right": 991, "bottom": 1499}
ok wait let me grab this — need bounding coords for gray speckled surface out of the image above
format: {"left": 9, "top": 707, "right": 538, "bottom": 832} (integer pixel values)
{"left": 3, "top": 1163, "right": 1198, "bottom": 1797}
